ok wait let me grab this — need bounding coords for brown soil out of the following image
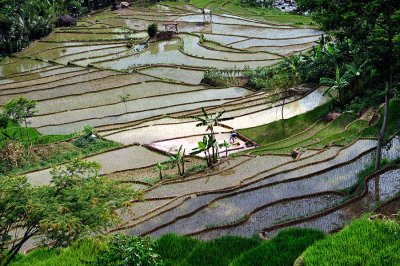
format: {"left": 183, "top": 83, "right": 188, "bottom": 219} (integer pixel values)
{"left": 375, "top": 196, "right": 400, "bottom": 216}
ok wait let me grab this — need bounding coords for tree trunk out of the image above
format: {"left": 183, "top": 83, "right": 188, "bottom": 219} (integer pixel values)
{"left": 375, "top": 83, "right": 390, "bottom": 170}
{"left": 182, "top": 157, "right": 185, "bottom": 175}
{"left": 281, "top": 97, "right": 286, "bottom": 137}
{"left": 177, "top": 163, "right": 182, "bottom": 176}
{"left": 376, "top": 9, "right": 393, "bottom": 170}
{"left": 4, "top": 228, "right": 38, "bottom": 266}
{"left": 24, "top": 119, "right": 30, "bottom": 143}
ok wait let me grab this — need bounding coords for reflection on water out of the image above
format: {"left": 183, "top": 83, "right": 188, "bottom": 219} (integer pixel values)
{"left": 265, "top": 137, "right": 400, "bottom": 237}
{"left": 0, "top": 58, "right": 49, "bottom": 77}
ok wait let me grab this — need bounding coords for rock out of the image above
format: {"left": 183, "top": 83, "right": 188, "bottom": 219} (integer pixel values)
{"left": 57, "top": 15, "right": 77, "bottom": 27}
{"left": 324, "top": 112, "right": 341, "bottom": 122}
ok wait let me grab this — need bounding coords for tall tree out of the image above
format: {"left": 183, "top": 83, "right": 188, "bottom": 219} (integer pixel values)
{"left": 297, "top": 0, "right": 400, "bottom": 169}
{"left": 0, "top": 159, "right": 137, "bottom": 265}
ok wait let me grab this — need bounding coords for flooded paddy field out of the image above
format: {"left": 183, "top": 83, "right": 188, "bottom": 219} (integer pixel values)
{"left": 3, "top": 3, "right": 399, "bottom": 248}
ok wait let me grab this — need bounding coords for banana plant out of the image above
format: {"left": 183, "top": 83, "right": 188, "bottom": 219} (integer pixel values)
{"left": 191, "top": 108, "right": 232, "bottom": 164}
{"left": 320, "top": 66, "right": 353, "bottom": 103}
{"left": 167, "top": 145, "right": 186, "bottom": 176}
{"left": 191, "top": 135, "right": 218, "bottom": 166}
{"left": 219, "top": 139, "right": 231, "bottom": 157}
{"left": 153, "top": 162, "right": 168, "bottom": 180}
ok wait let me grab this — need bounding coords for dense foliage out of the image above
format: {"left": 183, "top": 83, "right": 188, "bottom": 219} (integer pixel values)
{"left": 0, "top": 0, "right": 114, "bottom": 55}
{"left": 96, "top": 234, "right": 162, "bottom": 266}
{"left": 0, "top": 160, "right": 137, "bottom": 265}
{"left": 147, "top": 23, "right": 158, "bottom": 38}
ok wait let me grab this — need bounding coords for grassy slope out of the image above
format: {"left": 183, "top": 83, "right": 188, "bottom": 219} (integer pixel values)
{"left": 162, "top": 0, "right": 314, "bottom": 27}
{"left": 0, "top": 122, "right": 72, "bottom": 148}
{"left": 12, "top": 228, "right": 325, "bottom": 266}
{"left": 302, "top": 218, "right": 400, "bottom": 265}
{"left": 10, "top": 238, "right": 104, "bottom": 266}
{"left": 239, "top": 100, "right": 400, "bottom": 155}
{"left": 1, "top": 122, "right": 121, "bottom": 176}
{"left": 2, "top": 138, "right": 121, "bottom": 177}
{"left": 238, "top": 102, "right": 332, "bottom": 147}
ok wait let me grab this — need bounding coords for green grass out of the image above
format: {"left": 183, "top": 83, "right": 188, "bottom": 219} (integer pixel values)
{"left": 240, "top": 99, "right": 400, "bottom": 155}
{"left": 182, "top": 236, "right": 260, "bottom": 266}
{"left": 231, "top": 228, "right": 325, "bottom": 266}
{"left": 1, "top": 138, "right": 121, "bottom": 177}
{"left": 11, "top": 238, "right": 105, "bottom": 266}
{"left": 154, "top": 229, "right": 324, "bottom": 266}
{"left": 239, "top": 102, "right": 332, "bottom": 147}
{"left": 154, "top": 234, "right": 201, "bottom": 266}
{"left": 302, "top": 218, "right": 400, "bottom": 265}
{"left": 0, "top": 122, "right": 72, "bottom": 148}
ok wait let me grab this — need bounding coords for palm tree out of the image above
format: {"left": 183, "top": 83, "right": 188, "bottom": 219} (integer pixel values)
{"left": 191, "top": 108, "right": 232, "bottom": 164}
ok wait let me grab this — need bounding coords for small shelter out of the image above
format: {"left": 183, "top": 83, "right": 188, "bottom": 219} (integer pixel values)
{"left": 162, "top": 22, "right": 178, "bottom": 33}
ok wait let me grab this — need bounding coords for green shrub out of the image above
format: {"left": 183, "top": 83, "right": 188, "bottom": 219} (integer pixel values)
{"left": 302, "top": 218, "right": 400, "bottom": 265}
{"left": 95, "top": 234, "right": 162, "bottom": 266}
{"left": 147, "top": 23, "right": 158, "bottom": 38}
{"left": 73, "top": 126, "right": 97, "bottom": 148}
{"left": 231, "top": 228, "right": 325, "bottom": 266}
{"left": 183, "top": 236, "right": 260, "bottom": 266}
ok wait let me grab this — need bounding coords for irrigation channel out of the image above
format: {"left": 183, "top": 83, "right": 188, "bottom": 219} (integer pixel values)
{"left": 1, "top": 3, "right": 399, "bottom": 251}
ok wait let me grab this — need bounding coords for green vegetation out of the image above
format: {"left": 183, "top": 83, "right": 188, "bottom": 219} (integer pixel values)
{"left": 238, "top": 102, "right": 332, "bottom": 147}
{"left": 163, "top": 0, "right": 314, "bottom": 26}
{"left": 11, "top": 228, "right": 325, "bottom": 266}
{"left": 95, "top": 234, "right": 161, "bottom": 266}
{"left": 148, "top": 23, "right": 158, "bottom": 38}
{"left": 232, "top": 228, "right": 325, "bottom": 266}
{"left": 302, "top": 218, "right": 400, "bottom": 265}
{"left": 0, "top": 0, "right": 114, "bottom": 55}
{"left": 239, "top": 100, "right": 400, "bottom": 156}
{"left": 190, "top": 108, "right": 232, "bottom": 166}
{"left": 1, "top": 160, "right": 137, "bottom": 265}
{"left": 0, "top": 127, "right": 120, "bottom": 176}
{"left": 10, "top": 238, "right": 104, "bottom": 266}
{"left": 154, "top": 229, "right": 325, "bottom": 266}
{"left": 182, "top": 236, "right": 260, "bottom": 266}
{"left": 0, "top": 121, "right": 72, "bottom": 148}
{"left": 203, "top": 68, "right": 240, "bottom": 87}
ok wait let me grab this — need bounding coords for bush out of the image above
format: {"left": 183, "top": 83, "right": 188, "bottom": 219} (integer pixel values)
{"left": 243, "top": 63, "right": 300, "bottom": 91}
{"left": 147, "top": 23, "right": 158, "bottom": 38}
{"left": 302, "top": 218, "right": 400, "bottom": 265}
{"left": 73, "top": 126, "right": 97, "bottom": 148}
{"left": 96, "top": 234, "right": 162, "bottom": 266}
{"left": 231, "top": 228, "right": 325, "bottom": 266}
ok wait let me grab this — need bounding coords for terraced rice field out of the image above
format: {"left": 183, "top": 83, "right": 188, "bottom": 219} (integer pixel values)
{"left": 2, "top": 3, "right": 399, "bottom": 251}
